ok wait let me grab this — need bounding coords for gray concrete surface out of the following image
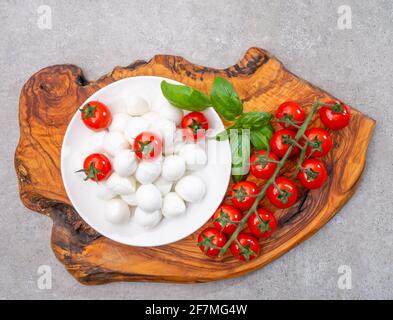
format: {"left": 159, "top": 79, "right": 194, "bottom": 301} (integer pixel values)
{"left": 1, "top": 0, "right": 392, "bottom": 299}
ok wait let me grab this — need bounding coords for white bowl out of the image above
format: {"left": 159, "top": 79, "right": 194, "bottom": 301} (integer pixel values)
{"left": 61, "top": 76, "right": 231, "bottom": 246}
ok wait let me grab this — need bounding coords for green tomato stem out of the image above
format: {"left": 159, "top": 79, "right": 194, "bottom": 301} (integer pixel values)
{"left": 218, "top": 101, "right": 320, "bottom": 257}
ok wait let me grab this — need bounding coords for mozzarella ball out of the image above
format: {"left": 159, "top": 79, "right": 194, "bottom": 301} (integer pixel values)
{"left": 106, "top": 173, "right": 136, "bottom": 195}
{"left": 155, "top": 119, "right": 177, "bottom": 155}
{"left": 161, "top": 155, "right": 186, "bottom": 181}
{"left": 103, "top": 131, "right": 129, "bottom": 156}
{"left": 154, "top": 176, "right": 173, "bottom": 196}
{"left": 96, "top": 182, "right": 117, "bottom": 200}
{"left": 124, "top": 96, "right": 151, "bottom": 116}
{"left": 123, "top": 117, "right": 150, "bottom": 143}
{"left": 113, "top": 149, "right": 137, "bottom": 177}
{"left": 178, "top": 144, "right": 207, "bottom": 171}
{"left": 157, "top": 100, "right": 183, "bottom": 125}
{"left": 142, "top": 111, "right": 161, "bottom": 127}
{"left": 109, "top": 113, "right": 132, "bottom": 132}
{"left": 88, "top": 131, "right": 107, "bottom": 153}
{"left": 162, "top": 192, "right": 186, "bottom": 218}
{"left": 105, "top": 199, "right": 131, "bottom": 224}
{"left": 134, "top": 207, "right": 162, "bottom": 229}
{"left": 121, "top": 193, "right": 137, "bottom": 206}
{"left": 135, "top": 159, "right": 161, "bottom": 184}
{"left": 136, "top": 184, "right": 162, "bottom": 212}
{"left": 175, "top": 175, "right": 206, "bottom": 203}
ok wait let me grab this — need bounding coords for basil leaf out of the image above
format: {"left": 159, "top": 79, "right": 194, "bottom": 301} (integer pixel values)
{"left": 210, "top": 77, "right": 243, "bottom": 121}
{"left": 229, "top": 129, "right": 250, "bottom": 176}
{"left": 233, "top": 112, "right": 272, "bottom": 129}
{"left": 250, "top": 124, "right": 274, "bottom": 150}
{"left": 161, "top": 80, "right": 211, "bottom": 111}
{"left": 215, "top": 129, "right": 229, "bottom": 141}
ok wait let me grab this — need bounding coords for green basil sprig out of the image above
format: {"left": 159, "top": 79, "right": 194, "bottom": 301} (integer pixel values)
{"left": 232, "top": 112, "right": 271, "bottom": 129}
{"left": 250, "top": 124, "right": 274, "bottom": 150}
{"left": 161, "top": 81, "right": 211, "bottom": 112}
{"left": 210, "top": 77, "right": 243, "bottom": 120}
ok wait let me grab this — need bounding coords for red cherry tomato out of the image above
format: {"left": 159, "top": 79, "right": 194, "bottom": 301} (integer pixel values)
{"left": 267, "top": 177, "right": 298, "bottom": 209}
{"left": 319, "top": 100, "right": 351, "bottom": 130}
{"left": 297, "top": 159, "right": 328, "bottom": 189}
{"left": 198, "top": 227, "right": 227, "bottom": 257}
{"left": 212, "top": 204, "right": 243, "bottom": 235}
{"left": 181, "top": 111, "right": 209, "bottom": 141}
{"left": 78, "top": 153, "right": 112, "bottom": 182}
{"left": 133, "top": 131, "right": 163, "bottom": 160}
{"left": 230, "top": 233, "right": 260, "bottom": 262}
{"left": 79, "top": 101, "right": 112, "bottom": 131}
{"left": 276, "top": 101, "right": 306, "bottom": 130}
{"left": 248, "top": 208, "right": 277, "bottom": 239}
{"left": 229, "top": 181, "right": 260, "bottom": 211}
{"left": 250, "top": 150, "right": 279, "bottom": 180}
{"left": 302, "top": 128, "right": 333, "bottom": 158}
{"left": 270, "top": 129, "right": 300, "bottom": 158}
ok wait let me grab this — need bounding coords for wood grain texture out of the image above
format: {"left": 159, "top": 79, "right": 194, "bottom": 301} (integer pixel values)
{"left": 15, "top": 48, "right": 375, "bottom": 284}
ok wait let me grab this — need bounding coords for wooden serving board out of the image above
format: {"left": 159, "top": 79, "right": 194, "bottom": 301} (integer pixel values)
{"left": 15, "top": 48, "right": 375, "bottom": 285}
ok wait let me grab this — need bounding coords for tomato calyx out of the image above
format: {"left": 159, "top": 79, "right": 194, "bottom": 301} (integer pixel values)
{"left": 198, "top": 234, "right": 220, "bottom": 255}
{"left": 79, "top": 103, "right": 97, "bottom": 120}
{"left": 256, "top": 217, "right": 271, "bottom": 233}
{"left": 276, "top": 113, "right": 301, "bottom": 128}
{"left": 76, "top": 162, "right": 102, "bottom": 182}
{"left": 303, "top": 167, "right": 319, "bottom": 181}
{"left": 232, "top": 186, "right": 248, "bottom": 201}
{"left": 308, "top": 136, "right": 323, "bottom": 155}
{"left": 235, "top": 239, "right": 257, "bottom": 262}
{"left": 214, "top": 209, "right": 237, "bottom": 228}
{"left": 187, "top": 118, "right": 207, "bottom": 135}
{"left": 134, "top": 140, "right": 154, "bottom": 157}
{"left": 277, "top": 188, "right": 292, "bottom": 205}
{"left": 251, "top": 151, "right": 277, "bottom": 168}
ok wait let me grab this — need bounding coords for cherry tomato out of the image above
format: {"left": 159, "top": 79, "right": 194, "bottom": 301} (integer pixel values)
{"left": 269, "top": 129, "right": 300, "bottom": 158}
{"left": 302, "top": 128, "right": 333, "bottom": 158}
{"left": 181, "top": 111, "right": 209, "bottom": 141}
{"left": 198, "top": 227, "right": 227, "bottom": 257}
{"left": 319, "top": 100, "right": 351, "bottom": 130}
{"left": 79, "top": 101, "right": 112, "bottom": 131}
{"left": 229, "top": 181, "right": 260, "bottom": 211}
{"left": 77, "top": 153, "right": 112, "bottom": 182}
{"left": 212, "top": 204, "right": 243, "bottom": 235}
{"left": 230, "top": 233, "right": 260, "bottom": 262}
{"left": 248, "top": 208, "right": 277, "bottom": 239}
{"left": 267, "top": 177, "right": 298, "bottom": 209}
{"left": 250, "top": 150, "right": 279, "bottom": 180}
{"left": 297, "top": 159, "right": 328, "bottom": 189}
{"left": 276, "top": 101, "right": 306, "bottom": 130}
{"left": 133, "top": 131, "right": 163, "bottom": 160}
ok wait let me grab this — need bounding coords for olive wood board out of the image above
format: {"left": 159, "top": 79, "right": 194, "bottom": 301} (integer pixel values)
{"left": 15, "top": 47, "right": 375, "bottom": 285}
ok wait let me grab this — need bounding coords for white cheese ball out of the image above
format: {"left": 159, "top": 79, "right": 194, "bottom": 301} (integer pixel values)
{"left": 136, "top": 184, "right": 162, "bottom": 212}
{"left": 103, "top": 131, "right": 129, "bottom": 156}
{"left": 124, "top": 96, "right": 151, "bottom": 116}
{"left": 105, "top": 199, "right": 131, "bottom": 224}
{"left": 121, "top": 193, "right": 137, "bottom": 206}
{"left": 88, "top": 131, "right": 107, "bottom": 153}
{"left": 113, "top": 149, "right": 137, "bottom": 177}
{"left": 123, "top": 117, "right": 150, "bottom": 144}
{"left": 155, "top": 119, "right": 177, "bottom": 155}
{"left": 162, "top": 192, "right": 186, "bottom": 218}
{"left": 96, "top": 182, "right": 117, "bottom": 200}
{"left": 141, "top": 111, "right": 161, "bottom": 127}
{"left": 175, "top": 175, "right": 206, "bottom": 203}
{"left": 157, "top": 100, "right": 183, "bottom": 125}
{"left": 109, "top": 113, "right": 132, "bottom": 132}
{"left": 154, "top": 176, "right": 173, "bottom": 196}
{"left": 134, "top": 207, "right": 162, "bottom": 229}
{"left": 161, "top": 155, "right": 186, "bottom": 181}
{"left": 135, "top": 159, "right": 162, "bottom": 184}
{"left": 106, "top": 173, "right": 136, "bottom": 195}
{"left": 178, "top": 144, "right": 207, "bottom": 171}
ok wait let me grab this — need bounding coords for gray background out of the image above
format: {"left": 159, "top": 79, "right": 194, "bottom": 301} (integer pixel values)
{"left": 1, "top": 0, "right": 392, "bottom": 299}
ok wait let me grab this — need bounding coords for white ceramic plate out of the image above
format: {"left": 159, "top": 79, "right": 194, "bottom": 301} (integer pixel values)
{"left": 61, "top": 76, "right": 231, "bottom": 247}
